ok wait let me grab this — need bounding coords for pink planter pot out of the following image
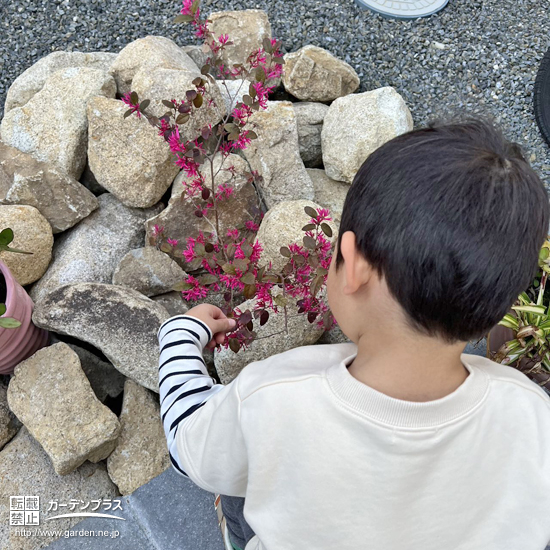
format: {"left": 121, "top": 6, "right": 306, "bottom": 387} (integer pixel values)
{"left": 0, "top": 260, "right": 50, "bottom": 375}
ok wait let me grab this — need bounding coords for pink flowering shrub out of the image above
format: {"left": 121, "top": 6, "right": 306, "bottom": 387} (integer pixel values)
{"left": 122, "top": 0, "right": 335, "bottom": 353}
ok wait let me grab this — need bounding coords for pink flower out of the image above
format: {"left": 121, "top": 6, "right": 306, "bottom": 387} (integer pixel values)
{"left": 219, "top": 34, "right": 230, "bottom": 45}
{"left": 231, "top": 131, "right": 252, "bottom": 150}
{"left": 167, "top": 238, "right": 178, "bottom": 247}
{"left": 121, "top": 92, "right": 142, "bottom": 118}
{"left": 226, "top": 228, "right": 239, "bottom": 240}
{"left": 215, "top": 183, "right": 235, "bottom": 201}
{"left": 245, "top": 220, "right": 259, "bottom": 232}
{"left": 180, "top": 275, "right": 209, "bottom": 301}
{"left": 152, "top": 224, "right": 164, "bottom": 236}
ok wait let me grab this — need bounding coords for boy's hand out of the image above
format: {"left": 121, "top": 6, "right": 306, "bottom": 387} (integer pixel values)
{"left": 184, "top": 304, "right": 237, "bottom": 350}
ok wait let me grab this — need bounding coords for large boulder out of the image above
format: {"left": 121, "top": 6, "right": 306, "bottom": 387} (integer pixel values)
{"left": 0, "top": 141, "right": 98, "bottom": 233}
{"left": 209, "top": 10, "right": 271, "bottom": 70}
{"left": 0, "top": 427, "right": 119, "bottom": 550}
{"left": 293, "top": 102, "right": 329, "bottom": 168}
{"left": 242, "top": 101, "right": 314, "bottom": 209}
{"left": 7, "top": 342, "right": 121, "bottom": 475}
{"left": 4, "top": 51, "right": 117, "bottom": 113}
{"left": 256, "top": 199, "right": 338, "bottom": 274}
{"left": 214, "top": 288, "right": 325, "bottom": 384}
{"left": 145, "top": 153, "right": 261, "bottom": 271}
{"left": 0, "top": 205, "right": 53, "bottom": 286}
{"left": 112, "top": 246, "right": 187, "bottom": 297}
{"left": 108, "top": 35, "right": 199, "bottom": 96}
{"left": 32, "top": 282, "right": 171, "bottom": 392}
{"left": 28, "top": 193, "right": 162, "bottom": 304}
{"left": 307, "top": 168, "right": 349, "bottom": 227}
{"left": 0, "top": 67, "right": 116, "bottom": 180}
{"left": 87, "top": 96, "right": 180, "bottom": 208}
{"left": 106, "top": 379, "right": 170, "bottom": 495}
{"left": 322, "top": 87, "right": 414, "bottom": 183}
{"left": 132, "top": 67, "right": 226, "bottom": 141}
{"left": 0, "top": 382, "right": 21, "bottom": 452}
{"left": 283, "top": 45, "right": 360, "bottom": 102}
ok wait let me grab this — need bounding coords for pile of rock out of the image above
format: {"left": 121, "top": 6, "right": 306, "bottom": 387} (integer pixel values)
{"left": 0, "top": 8, "right": 413, "bottom": 546}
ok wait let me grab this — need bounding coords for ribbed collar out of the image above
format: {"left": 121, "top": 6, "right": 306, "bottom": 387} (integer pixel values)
{"left": 325, "top": 350, "right": 490, "bottom": 428}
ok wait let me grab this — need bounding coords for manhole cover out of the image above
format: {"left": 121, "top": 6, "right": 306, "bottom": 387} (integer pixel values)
{"left": 534, "top": 47, "right": 550, "bottom": 147}
{"left": 354, "top": 0, "right": 450, "bottom": 19}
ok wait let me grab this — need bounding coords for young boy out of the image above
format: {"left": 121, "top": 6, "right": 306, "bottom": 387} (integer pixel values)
{"left": 157, "top": 116, "right": 550, "bottom": 550}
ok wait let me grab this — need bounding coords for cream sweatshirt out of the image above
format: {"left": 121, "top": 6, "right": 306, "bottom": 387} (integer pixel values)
{"left": 158, "top": 314, "right": 550, "bottom": 550}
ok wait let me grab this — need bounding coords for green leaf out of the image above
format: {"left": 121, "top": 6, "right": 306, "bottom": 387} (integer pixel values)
{"left": 0, "top": 317, "right": 21, "bottom": 329}
{"left": 233, "top": 258, "right": 249, "bottom": 271}
{"left": 222, "top": 263, "right": 237, "bottom": 274}
{"left": 176, "top": 113, "right": 190, "bottom": 124}
{"left": 124, "top": 109, "right": 134, "bottom": 118}
{"left": 160, "top": 243, "right": 173, "bottom": 253}
{"left": 0, "top": 303, "right": 5, "bottom": 315}
{"left": 274, "top": 294, "right": 288, "bottom": 307}
{"left": 321, "top": 223, "right": 333, "bottom": 237}
{"left": 139, "top": 99, "right": 150, "bottom": 110}
{"left": 201, "top": 64, "right": 211, "bottom": 75}
{"left": 174, "top": 14, "right": 195, "bottom": 23}
{"left": 162, "top": 99, "right": 175, "bottom": 109}
{"left": 192, "top": 76, "right": 204, "bottom": 87}
{"left": 0, "top": 228, "right": 14, "bottom": 246}
{"left": 130, "top": 91, "right": 139, "bottom": 105}
{"left": 172, "top": 281, "right": 195, "bottom": 291}
{"left": 511, "top": 305, "right": 547, "bottom": 316}
{"left": 242, "top": 95, "right": 253, "bottom": 106}
{"left": 255, "top": 66, "right": 266, "bottom": 83}
{"left": 280, "top": 246, "right": 291, "bottom": 258}
{"left": 247, "top": 130, "right": 258, "bottom": 140}
{"left": 191, "top": 0, "right": 200, "bottom": 14}
{"left": 241, "top": 242, "right": 253, "bottom": 257}
{"left": 304, "top": 206, "right": 318, "bottom": 218}
{"left": 193, "top": 94, "right": 203, "bottom": 108}
{"left": 240, "top": 272, "right": 255, "bottom": 285}
{"left": 0, "top": 245, "right": 33, "bottom": 255}
{"left": 243, "top": 283, "right": 256, "bottom": 299}
{"left": 499, "top": 314, "right": 519, "bottom": 330}
{"left": 302, "top": 223, "right": 316, "bottom": 231}
{"left": 198, "top": 273, "right": 218, "bottom": 285}
{"left": 303, "top": 235, "right": 317, "bottom": 249}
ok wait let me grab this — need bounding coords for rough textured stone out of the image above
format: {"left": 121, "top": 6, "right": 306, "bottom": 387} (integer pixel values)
{"left": 242, "top": 101, "right": 314, "bottom": 209}
{"left": 0, "top": 427, "right": 119, "bottom": 550}
{"left": 32, "top": 283, "right": 171, "bottom": 392}
{"left": 317, "top": 323, "right": 351, "bottom": 345}
{"left": 28, "top": 193, "right": 162, "bottom": 304}
{"left": 87, "top": 96, "right": 180, "bottom": 208}
{"left": 283, "top": 45, "right": 360, "bottom": 102}
{"left": 151, "top": 291, "right": 190, "bottom": 317}
{"left": 112, "top": 247, "right": 187, "bottom": 297}
{"left": 4, "top": 51, "right": 117, "bottom": 112}
{"left": 293, "top": 102, "right": 328, "bottom": 168}
{"left": 0, "top": 67, "right": 116, "bottom": 180}
{"left": 7, "top": 342, "right": 121, "bottom": 475}
{"left": 109, "top": 35, "right": 199, "bottom": 96}
{"left": 0, "top": 141, "right": 99, "bottom": 233}
{"left": 0, "top": 204, "right": 53, "bottom": 286}
{"left": 49, "top": 334, "right": 126, "bottom": 403}
{"left": 214, "top": 288, "right": 324, "bottom": 384}
{"left": 145, "top": 154, "right": 261, "bottom": 271}
{"left": 307, "top": 168, "right": 349, "bottom": 227}
{"left": 216, "top": 79, "right": 248, "bottom": 113}
{"left": 0, "top": 381, "right": 21, "bottom": 452}
{"left": 322, "top": 87, "right": 414, "bottom": 183}
{"left": 132, "top": 67, "right": 226, "bottom": 141}
{"left": 256, "top": 199, "right": 338, "bottom": 273}
{"left": 209, "top": 10, "right": 271, "bottom": 69}
{"left": 181, "top": 45, "right": 209, "bottom": 69}
{"left": 107, "top": 379, "right": 170, "bottom": 495}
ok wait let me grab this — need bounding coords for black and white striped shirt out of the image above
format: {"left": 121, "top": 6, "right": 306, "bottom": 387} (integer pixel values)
{"left": 157, "top": 314, "right": 224, "bottom": 479}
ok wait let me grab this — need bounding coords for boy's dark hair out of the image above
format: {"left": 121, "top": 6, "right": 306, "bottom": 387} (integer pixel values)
{"left": 334, "top": 116, "right": 550, "bottom": 343}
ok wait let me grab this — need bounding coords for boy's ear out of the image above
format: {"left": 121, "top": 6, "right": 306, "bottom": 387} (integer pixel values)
{"left": 340, "top": 231, "right": 373, "bottom": 294}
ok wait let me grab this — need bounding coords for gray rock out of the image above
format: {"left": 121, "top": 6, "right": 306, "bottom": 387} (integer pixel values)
{"left": 293, "top": 102, "right": 329, "bottom": 168}
{"left": 242, "top": 101, "right": 314, "bottom": 209}
{"left": 0, "top": 141, "right": 99, "bottom": 234}
{"left": 283, "top": 45, "right": 360, "bottom": 102}
{"left": 7, "top": 342, "right": 121, "bottom": 475}
{"left": 216, "top": 79, "right": 249, "bottom": 113}
{"left": 209, "top": 10, "right": 272, "bottom": 70}
{"left": 256, "top": 199, "right": 338, "bottom": 273}
{"left": 0, "top": 382, "right": 21, "bottom": 452}
{"left": 307, "top": 168, "right": 349, "bottom": 227}
{"left": 108, "top": 36, "right": 200, "bottom": 97}
{"left": 151, "top": 291, "right": 190, "bottom": 317}
{"left": 0, "top": 67, "right": 116, "bottom": 180}
{"left": 0, "top": 427, "right": 119, "bottom": 550}
{"left": 112, "top": 246, "right": 187, "bottom": 297}
{"left": 214, "top": 288, "right": 324, "bottom": 384}
{"left": 79, "top": 162, "right": 108, "bottom": 195}
{"left": 0, "top": 204, "right": 53, "bottom": 286}
{"left": 321, "top": 87, "right": 414, "bottom": 183}
{"left": 145, "top": 153, "right": 261, "bottom": 272}
{"left": 87, "top": 96, "right": 180, "bottom": 208}
{"left": 317, "top": 324, "right": 351, "bottom": 344}
{"left": 106, "top": 379, "right": 170, "bottom": 495}
{"left": 28, "top": 193, "right": 163, "bottom": 304}
{"left": 4, "top": 51, "right": 117, "bottom": 113}
{"left": 32, "top": 283, "right": 171, "bottom": 392}
{"left": 49, "top": 334, "right": 126, "bottom": 403}
{"left": 132, "top": 67, "right": 226, "bottom": 141}
{"left": 181, "top": 45, "right": 209, "bottom": 69}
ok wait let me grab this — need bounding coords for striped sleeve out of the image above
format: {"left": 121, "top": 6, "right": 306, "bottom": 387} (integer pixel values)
{"left": 157, "top": 314, "right": 225, "bottom": 479}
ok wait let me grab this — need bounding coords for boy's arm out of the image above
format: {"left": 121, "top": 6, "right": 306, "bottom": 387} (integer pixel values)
{"left": 157, "top": 314, "right": 248, "bottom": 496}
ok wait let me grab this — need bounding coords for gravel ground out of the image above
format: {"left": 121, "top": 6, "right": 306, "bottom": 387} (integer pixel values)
{"left": 1, "top": 0, "right": 550, "bottom": 184}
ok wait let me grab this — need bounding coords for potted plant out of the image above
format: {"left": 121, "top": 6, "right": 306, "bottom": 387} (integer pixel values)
{"left": 488, "top": 238, "right": 550, "bottom": 394}
{"left": 0, "top": 228, "right": 50, "bottom": 375}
